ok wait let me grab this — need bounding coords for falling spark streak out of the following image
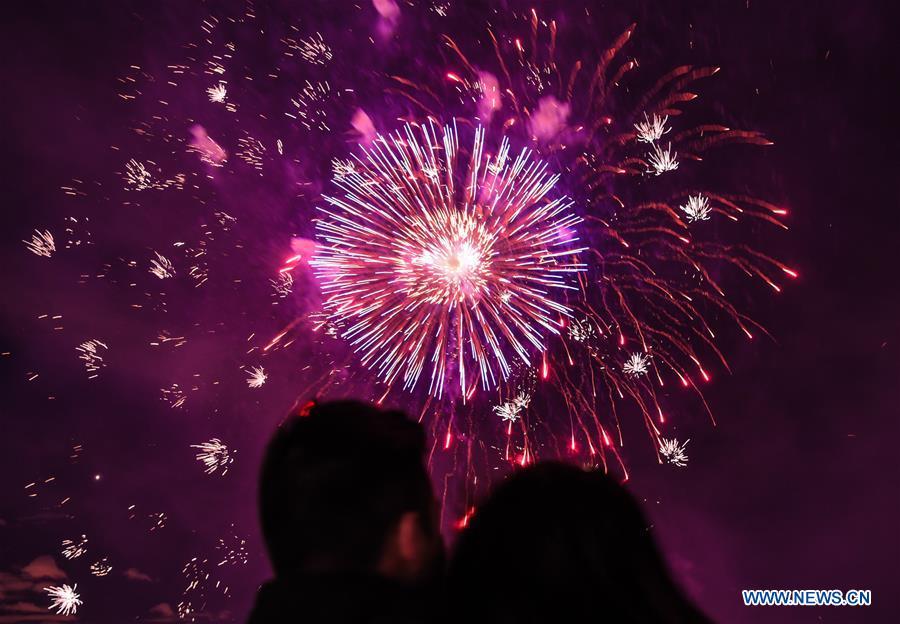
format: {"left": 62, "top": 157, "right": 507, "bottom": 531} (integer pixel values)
{"left": 45, "top": 584, "right": 82, "bottom": 616}
{"left": 312, "top": 121, "right": 586, "bottom": 398}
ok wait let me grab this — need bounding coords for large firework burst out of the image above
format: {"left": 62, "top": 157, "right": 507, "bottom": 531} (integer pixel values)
{"left": 390, "top": 8, "right": 796, "bottom": 473}
{"left": 312, "top": 121, "right": 585, "bottom": 397}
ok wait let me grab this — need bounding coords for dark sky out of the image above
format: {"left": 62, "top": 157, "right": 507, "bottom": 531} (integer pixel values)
{"left": 1, "top": 1, "right": 898, "bottom": 622}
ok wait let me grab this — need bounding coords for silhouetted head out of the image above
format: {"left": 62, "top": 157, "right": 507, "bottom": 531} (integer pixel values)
{"left": 449, "top": 462, "right": 710, "bottom": 623}
{"left": 259, "top": 400, "right": 442, "bottom": 583}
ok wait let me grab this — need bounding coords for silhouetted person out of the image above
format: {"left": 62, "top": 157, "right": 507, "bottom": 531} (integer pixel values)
{"left": 448, "top": 462, "right": 711, "bottom": 624}
{"left": 248, "top": 400, "right": 444, "bottom": 624}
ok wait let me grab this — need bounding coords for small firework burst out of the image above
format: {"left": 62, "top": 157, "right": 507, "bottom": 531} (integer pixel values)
{"left": 567, "top": 318, "right": 597, "bottom": 343}
{"left": 160, "top": 383, "right": 187, "bottom": 408}
{"left": 634, "top": 113, "right": 670, "bottom": 143}
{"left": 288, "top": 80, "right": 333, "bottom": 131}
{"left": 297, "top": 32, "right": 333, "bottom": 65}
{"left": 148, "top": 511, "right": 167, "bottom": 531}
{"left": 680, "top": 194, "right": 712, "bottom": 223}
{"left": 124, "top": 158, "right": 158, "bottom": 190}
{"left": 207, "top": 82, "right": 227, "bottom": 103}
{"left": 216, "top": 528, "right": 249, "bottom": 566}
{"left": 648, "top": 143, "right": 679, "bottom": 175}
{"left": 246, "top": 366, "right": 267, "bottom": 388}
{"left": 90, "top": 557, "right": 113, "bottom": 577}
{"left": 190, "top": 438, "right": 233, "bottom": 475}
{"left": 270, "top": 272, "right": 294, "bottom": 298}
{"left": 331, "top": 158, "right": 357, "bottom": 181}
{"left": 24, "top": 229, "right": 56, "bottom": 257}
{"left": 45, "top": 584, "right": 82, "bottom": 616}
{"left": 236, "top": 134, "right": 266, "bottom": 172}
{"left": 493, "top": 392, "right": 532, "bottom": 423}
{"left": 76, "top": 339, "right": 107, "bottom": 377}
{"left": 313, "top": 122, "right": 585, "bottom": 396}
{"left": 659, "top": 437, "right": 690, "bottom": 467}
{"left": 622, "top": 352, "right": 650, "bottom": 377}
{"left": 149, "top": 252, "right": 175, "bottom": 279}
{"left": 61, "top": 534, "right": 88, "bottom": 559}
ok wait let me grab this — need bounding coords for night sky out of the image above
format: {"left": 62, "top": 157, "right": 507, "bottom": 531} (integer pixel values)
{"left": 1, "top": 1, "right": 898, "bottom": 622}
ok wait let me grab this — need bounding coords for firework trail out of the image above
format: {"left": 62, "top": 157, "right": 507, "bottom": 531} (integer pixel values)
{"left": 312, "top": 120, "right": 586, "bottom": 398}
{"left": 191, "top": 438, "right": 234, "bottom": 476}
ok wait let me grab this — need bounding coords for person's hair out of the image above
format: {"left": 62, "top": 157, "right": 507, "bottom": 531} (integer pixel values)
{"left": 448, "top": 462, "right": 711, "bottom": 624}
{"left": 259, "top": 400, "right": 434, "bottom": 576}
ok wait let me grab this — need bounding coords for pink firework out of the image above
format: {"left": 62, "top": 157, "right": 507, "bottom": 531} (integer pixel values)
{"left": 312, "top": 121, "right": 586, "bottom": 397}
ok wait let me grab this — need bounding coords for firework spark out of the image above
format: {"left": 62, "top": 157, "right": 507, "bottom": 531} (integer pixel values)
{"left": 207, "top": 82, "right": 227, "bottom": 103}
{"left": 90, "top": 558, "right": 113, "bottom": 577}
{"left": 313, "top": 121, "right": 586, "bottom": 397}
{"left": 149, "top": 252, "right": 175, "bottom": 279}
{"left": 297, "top": 32, "right": 333, "bottom": 65}
{"left": 246, "top": 366, "right": 267, "bottom": 388}
{"left": 24, "top": 229, "right": 56, "bottom": 257}
{"left": 61, "top": 534, "right": 88, "bottom": 559}
{"left": 623, "top": 352, "right": 650, "bottom": 377}
{"left": 76, "top": 339, "right": 107, "bottom": 377}
{"left": 659, "top": 437, "right": 690, "bottom": 467}
{"left": 45, "top": 584, "right": 82, "bottom": 616}
{"left": 493, "top": 392, "right": 531, "bottom": 423}
{"left": 191, "top": 438, "right": 233, "bottom": 475}
{"left": 648, "top": 142, "right": 679, "bottom": 175}
{"left": 634, "top": 113, "right": 670, "bottom": 143}
{"left": 680, "top": 194, "right": 712, "bottom": 223}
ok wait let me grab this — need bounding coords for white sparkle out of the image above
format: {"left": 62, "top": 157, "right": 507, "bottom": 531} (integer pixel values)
{"left": 207, "top": 83, "right": 227, "bottom": 103}
{"left": 45, "top": 584, "right": 82, "bottom": 616}
{"left": 648, "top": 143, "right": 679, "bottom": 175}
{"left": 149, "top": 252, "right": 175, "bottom": 279}
{"left": 622, "top": 352, "right": 650, "bottom": 376}
{"left": 493, "top": 392, "right": 531, "bottom": 423}
{"left": 246, "top": 366, "right": 267, "bottom": 388}
{"left": 659, "top": 437, "right": 690, "bottom": 467}
{"left": 680, "top": 194, "right": 712, "bottom": 223}
{"left": 191, "top": 438, "right": 233, "bottom": 475}
{"left": 24, "top": 230, "right": 56, "bottom": 257}
{"left": 634, "top": 113, "right": 669, "bottom": 143}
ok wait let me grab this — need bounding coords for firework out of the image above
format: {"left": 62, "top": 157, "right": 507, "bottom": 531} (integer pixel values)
{"left": 246, "top": 366, "right": 267, "bottom": 388}
{"left": 390, "top": 11, "right": 795, "bottom": 474}
{"left": 493, "top": 391, "right": 531, "bottom": 423}
{"left": 207, "top": 82, "right": 227, "bottom": 103}
{"left": 160, "top": 383, "right": 187, "bottom": 408}
{"left": 622, "top": 352, "right": 650, "bottom": 377}
{"left": 24, "top": 229, "right": 56, "bottom": 257}
{"left": 76, "top": 339, "right": 107, "bottom": 377}
{"left": 191, "top": 438, "right": 233, "bottom": 475}
{"left": 313, "top": 121, "right": 586, "bottom": 397}
{"left": 45, "top": 584, "right": 82, "bottom": 616}
{"left": 149, "top": 252, "right": 175, "bottom": 279}
{"left": 659, "top": 437, "right": 690, "bottom": 467}
{"left": 647, "top": 142, "right": 679, "bottom": 175}
{"left": 680, "top": 194, "right": 712, "bottom": 223}
{"left": 634, "top": 113, "right": 670, "bottom": 143}
{"left": 61, "top": 534, "right": 88, "bottom": 559}
{"left": 90, "top": 558, "right": 113, "bottom": 576}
